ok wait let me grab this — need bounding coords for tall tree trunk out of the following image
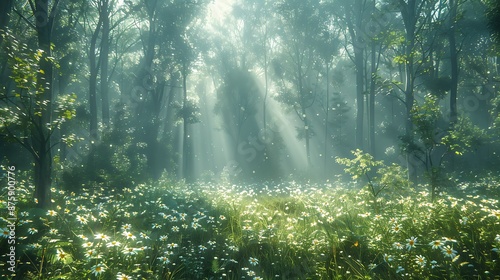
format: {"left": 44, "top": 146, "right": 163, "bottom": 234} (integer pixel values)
{"left": 33, "top": 0, "right": 57, "bottom": 209}
{"left": 0, "top": 0, "right": 14, "bottom": 44}
{"left": 100, "top": 0, "right": 110, "bottom": 125}
{"left": 182, "top": 65, "right": 192, "bottom": 183}
{"left": 354, "top": 48, "right": 365, "bottom": 150}
{"left": 369, "top": 42, "right": 376, "bottom": 157}
{"left": 87, "top": 17, "right": 102, "bottom": 177}
{"left": 449, "top": 0, "right": 458, "bottom": 125}
{"left": 400, "top": 0, "right": 418, "bottom": 183}
{"left": 324, "top": 62, "right": 330, "bottom": 177}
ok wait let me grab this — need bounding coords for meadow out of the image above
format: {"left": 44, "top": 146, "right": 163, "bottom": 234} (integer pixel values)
{"left": 1, "top": 172, "right": 500, "bottom": 279}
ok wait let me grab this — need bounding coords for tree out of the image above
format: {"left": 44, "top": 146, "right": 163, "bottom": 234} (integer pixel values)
{"left": 1, "top": 29, "right": 76, "bottom": 209}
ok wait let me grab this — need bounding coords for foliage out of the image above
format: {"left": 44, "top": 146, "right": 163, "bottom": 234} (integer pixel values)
{"left": 336, "top": 149, "right": 409, "bottom": 213}
{"left": 2, "top": 178, "right": 500, "bottom": 279}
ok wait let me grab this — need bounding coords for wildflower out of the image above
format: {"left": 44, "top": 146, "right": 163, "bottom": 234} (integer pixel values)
{"left": 140, "top": 232, "right": 150, "bottom": 239}
{"left": 219, "top": 215, "right": 226, "bottom": 220}
{"left": 199, "top": 245, "right": 207, "bottom": 251}
{"left": 122, "top": 231, "right": 136, "bottom": 240}
{"left": 253, "top": 277, "right": 263, "bottom": 280}
{"left": 430, "top": 260, "right": 439, "bottom": 269}
{"left": 94, "top": 233, "right": 110, "bottom": 241}
{"left": 392, "top": 242, "right": 404, "bottom": 250}
{"left": 247, "top": 270, "right": 256, "bottom": 276}
{"left": 121, "top": 224, "right": 132, "bottom": 231}
{"left": 84, "top": 249, "right": 98, "bottom": 258}
{"left": 495, "top": 234, "right": 500, "bottom": 243}
{"left": 1, "top": 228, "right": 11, "bottom": 238}
{"left": 429, "top": 240, "right": 443, "bottom": 249}
{"left": 191, "top": 222, "right": 201, "bottom": 229}
{"left": 383, "top": 254, "right": 393, "bottom": 263}
{"left": 47, "top": 210, "right": 57, "bottom": 216}
{"left": 442, "top": 237, "right": 458, "bottom": 243}
{"left": 249, "top": 257, "right": 259, "bottom": 266}
{"left": 406, "top": 236, "right": 417, "bottom": 250}
{"left": 459, "top": 217, "right": 468, "bottom": 225}
{"left": 49, "top": 228, "right": 58, "bottom": 235}
{"left": 172, "top": 226, "right": 179, "bottom": 232}
{"left": 152, "top": 223, "right": 162, "bottom": 229}
{"left": 91, "top": 263, "right": 106, "bottom": 276}
{"left": 157, "top": 256, "right": 171, "bottom": 264}
{"left": 242, "top": 224, "right": 252, "bottom": 231}
{"left": 28, "top": 228, "right": 38, "bottom": 235}
{"left": 76, "top": 215, "right": 88, "bottom": 225}
{"left": 415, "top": 255, "right": 426, "bottom": 267}
{"left": 122, "top": 247, "right": 138, "bottom": 255}
{"left": 56, "top": 248, "right": 67, "bottom": 261}
{"left": 77, "top": 234, "right": 88, "bottom": 240}
{"left": 107, "top": 240, "right": 121, "bottom": 248}
{"left": 442, "top": 245, "right": 458, "bottom": 259}
{"left": 167, "top": 243, "right": 178, "bottom": 249}
{"left": 390, "top": 224, "right": 402, "bottom": 234}
{"left": 116, "top": 272, "right": 133, "bottom": 280}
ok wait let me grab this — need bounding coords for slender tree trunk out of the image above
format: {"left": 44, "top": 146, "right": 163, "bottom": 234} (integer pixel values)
{"left": 182, "top": 66, "right": 192, "bottom": 182}
{"left": 324, "top": 62, "right": 330, "bottom": 177}
{"left": 0, "top": 0, "right": 14, "bottom": 43}
{"left": 449, "top": 0, "right": 458, "bottom": 125}
{"left": 100, "top": 0, "right": 110, "bottom": 125}
{"left": 87, "top": 16, "right": 102, "bottom": 179}
{"left": 401, "top": 0, "right": 417, "bottom": 183}
{"left": 33, "top": 0, "right": 56, "bottom": 209}
{"left": 354, "top": 49, "right": 365, "bottom": 150}
{"left": 369, "top": 42, "right": 376, "bottom": 157}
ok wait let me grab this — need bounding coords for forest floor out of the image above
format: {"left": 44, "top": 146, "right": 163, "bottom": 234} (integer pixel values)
{"left": 2, "top": 177, "right": 500, "bottom": 279}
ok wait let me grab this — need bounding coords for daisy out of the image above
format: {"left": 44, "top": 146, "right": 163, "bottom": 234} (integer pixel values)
{"left": 429, "top": 240, "right": 443, "bottom": 249}
{"left": 167, "top": 243, "right": 178, "bottom": 249}
{"left": 1, "top": 228, "right": 11, "bottom": 238}
{"left": 415, "top": 255, "right": 426, "bottom": 267}
{"left": 122, "top": 247, "right": 138, "bottom": 255}
{"left": 91, "top": 263, "right": 106, "bottom": 276}
{"left": 84, "top": 249, "right": 98, "bottom": 259}
{"left": 157, "top": 256, "right": 170, "bottom": 264}
{"left": 392, "top": 242, "right": 404, "bottom": 250}
{"left": 28, "top": 228, "right": 38, "bottom": 235}
{"left": 56, "top": 248, "right": 67, "bottom": 261}
{"left": 406, "top": 236, "right": 417, "bottom": 250}
{"left": 107, "top": 240, "right": 121, "bottom": 248}
{"left": 390, "top": 224, "right": 402, "bottom": 234}
{"left": 442, "top": 245, "right": 458, "bottom": 259}
{"left": 122, "top": 231, "right": 136, "bottom": 240}
{"left": 249, "top": 257, "right": 259, "bottom": 266}
{"left": 47, "top": 210, "right": 57, "bottom": 216}
{"left": 116, "top": 272, "right": 133, "bottom": 280}
{"left": 121, "top": 224, "right": 132, "bottom": 231}
{"left": 76, "top": 215, "right": 88, "bottom": 225}
{"left": 94, "top": 233, "right": 110, "bottom": 241}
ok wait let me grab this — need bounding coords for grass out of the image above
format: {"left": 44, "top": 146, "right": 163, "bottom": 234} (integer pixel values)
{"left": 1, "top": 177, "right": 500, "bottom": 279}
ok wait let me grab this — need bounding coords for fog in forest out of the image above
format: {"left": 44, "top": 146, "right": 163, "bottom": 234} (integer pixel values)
{"left": 2, "top": 0, "right": 500, "bottom": 279}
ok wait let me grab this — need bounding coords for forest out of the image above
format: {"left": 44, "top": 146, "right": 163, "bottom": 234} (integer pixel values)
{"left": 1, "top": 0, "right": 500, "bottom": 279}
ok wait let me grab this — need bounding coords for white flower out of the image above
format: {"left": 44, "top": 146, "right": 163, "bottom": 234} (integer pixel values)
{"left": 91, "top": 263, "right": 106, "bottom": 276}
{"left": 249, "top": 257, "right": 259, "bottom": 266}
